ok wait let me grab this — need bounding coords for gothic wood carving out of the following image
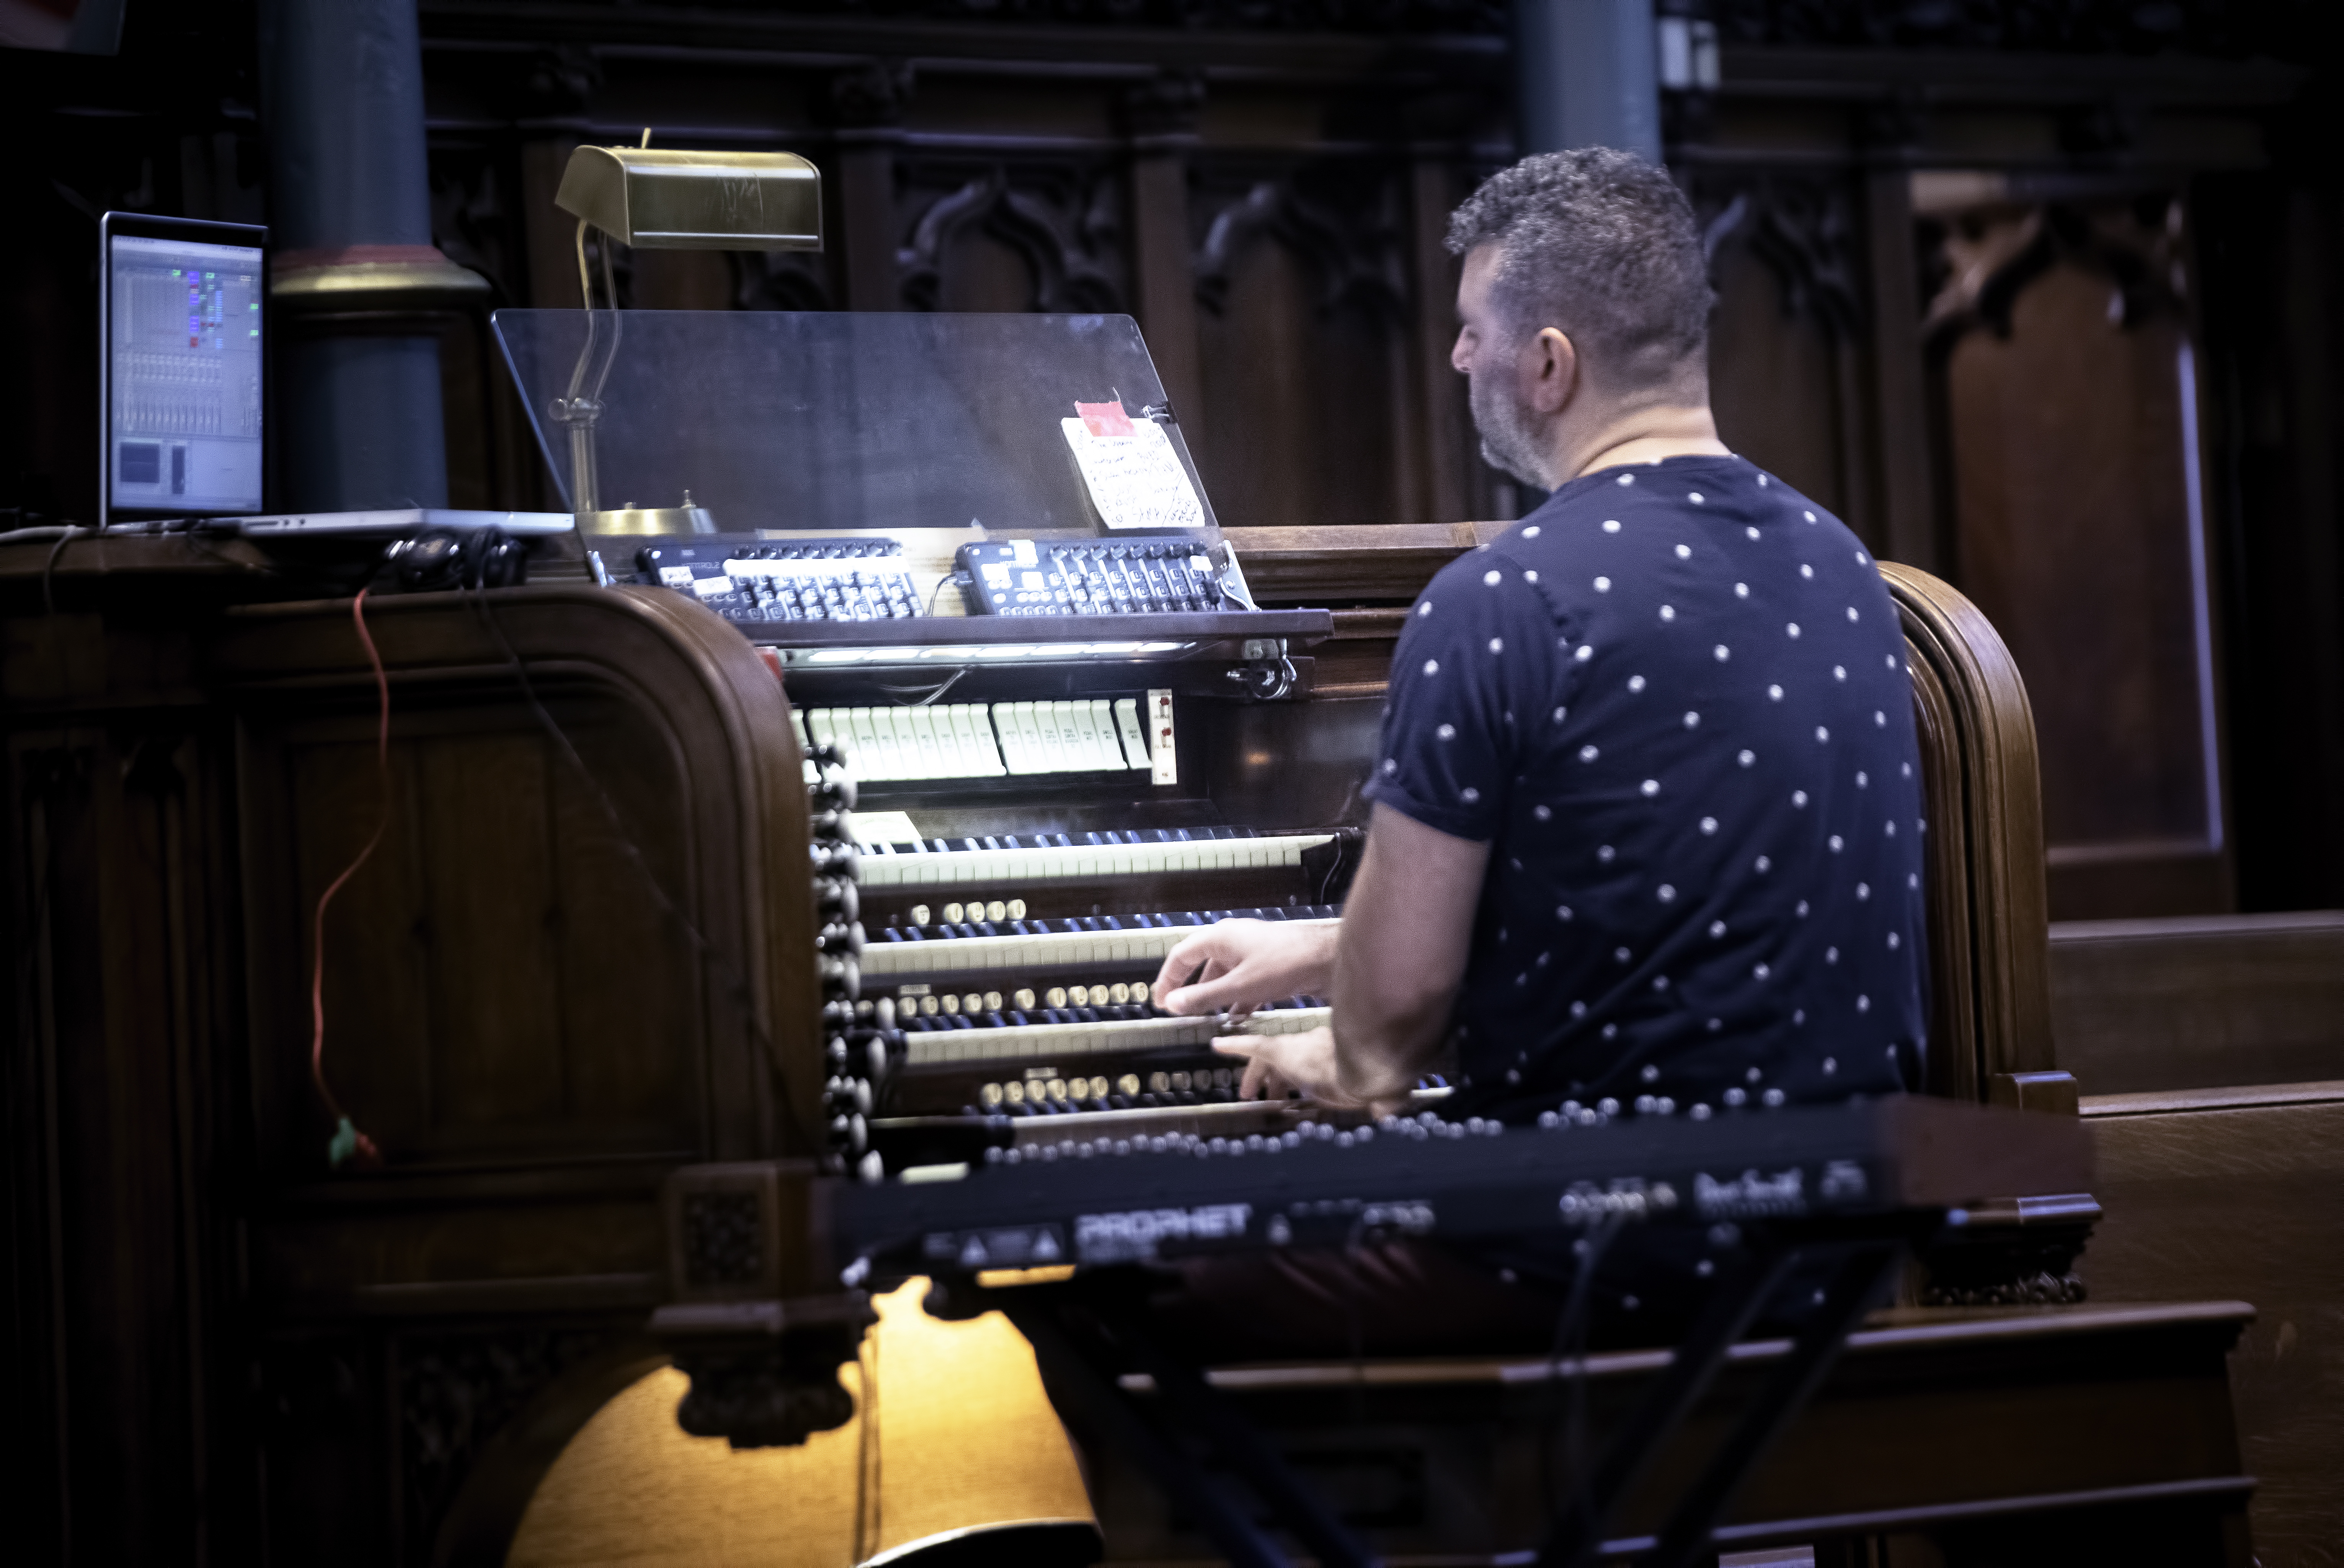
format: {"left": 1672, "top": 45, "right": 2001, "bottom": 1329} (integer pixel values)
{"left": 1193, "top": 163, "right": 1410, "bottom": 322}
{"left": 897, "top": 162, "right": 1124, "bottom": 313}
{"left": 1699, "top": 173, "right": 1867, "bottom": 341}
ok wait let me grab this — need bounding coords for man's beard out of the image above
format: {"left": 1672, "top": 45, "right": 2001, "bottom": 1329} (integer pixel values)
{"left": 1468, "top": 369, "right": 1551, "bottom": 490}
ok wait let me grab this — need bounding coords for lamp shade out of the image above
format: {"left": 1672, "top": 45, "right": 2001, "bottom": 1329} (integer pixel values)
{"left": 555, "top": 146, "right": 823, "bottom": 250}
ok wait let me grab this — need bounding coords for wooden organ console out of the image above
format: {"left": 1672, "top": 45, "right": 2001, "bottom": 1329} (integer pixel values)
{"left": 0, "top": 520, "right": 2265, "bottom": 1565}
{"left": 0, "top": 304, "right": 2270, "bottom": 1565}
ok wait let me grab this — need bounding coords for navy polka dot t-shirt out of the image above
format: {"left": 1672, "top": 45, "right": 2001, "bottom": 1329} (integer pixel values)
{"left": 1361, "top": 455, "right": 1926, "bottom": 1118}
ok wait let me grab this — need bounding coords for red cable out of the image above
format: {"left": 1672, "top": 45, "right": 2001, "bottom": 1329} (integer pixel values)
{"left": 312, "top": 589, "right": 390, "bottom": 1169}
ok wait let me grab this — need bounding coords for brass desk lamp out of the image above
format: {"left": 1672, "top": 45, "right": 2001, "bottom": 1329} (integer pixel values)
{"left": 552, "top": 134, "right": 822, "bottom": 534}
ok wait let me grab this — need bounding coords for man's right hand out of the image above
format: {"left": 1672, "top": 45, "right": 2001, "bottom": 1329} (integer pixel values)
{"left": 1151, "top": 918, "right": 1339, "bottom": 1018}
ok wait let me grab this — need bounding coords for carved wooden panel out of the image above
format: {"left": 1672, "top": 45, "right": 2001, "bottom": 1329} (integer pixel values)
{"left": 895, "top": 158, "right": 1128, "bottom": 314}
{"left": 1700, "top": 173, "right": 1884, "bottom": 552}
{"left": 1189, "top": 158, "right": 1424, "bottom": 527}
{"left": 1926, "top": 199, "right": 2231, "bottom": 918}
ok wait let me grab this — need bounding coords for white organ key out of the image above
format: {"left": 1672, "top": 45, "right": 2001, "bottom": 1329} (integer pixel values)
{"left": 906, "top": 706, "right": 946, "bottom": 778}
{"left": 841, "top": 708, "right": 883, "bottom": 779}
{"left": 1038, "top": 702, "right": 1072, "bottom": 772}
{"left": 1063, "top": 700, "right": 1099, "bottom": 770}
{"left": 1026, "top": 702, "right": 1053, "bottom": 770}
{"left": 1112, "top": 698, "right": 1151, "bottom": 770}
{"left": 1014, "top": 703, "right": 1046, "bottom": 773}
{"left": 902, "top": 1007, "right": 1330, "bottom": 1069}
{"left": 955, "top": 703, "right": 987, "bottom": 776}
{"left": 999, "top": 702, "right": 1036, "bottom": 775}
{"left": 976, "top": 703, "right": 1010, "bottom": 775}
{"left": 855, "top": 835, "right": 1336, "bottom": 892}
{"left": 886, "top": 709, "right": 924, "bottom": 778}
{"left": 947, "top": 704, "right": 993, "bottom": 776}
{"left": 1087, "top": 699, "right": 1121, "bottom": 770}
{"left": 932, "top": 705, "right": 966, "bottom": 775}
{"left": 988, "top": 703, "right": 1023, "bottom": 774}
{"left": 1076, "top": 700, "right": 1115, "bottom": 770}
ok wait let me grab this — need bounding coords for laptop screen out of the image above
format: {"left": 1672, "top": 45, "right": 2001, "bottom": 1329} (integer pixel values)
{"left": 105, "top": 228, "right": 265, "bottom": 517}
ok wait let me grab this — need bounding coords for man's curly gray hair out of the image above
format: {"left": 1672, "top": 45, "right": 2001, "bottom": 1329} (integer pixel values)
{"left": 1446, "top": 149, "right": 1712, "bottom": 395}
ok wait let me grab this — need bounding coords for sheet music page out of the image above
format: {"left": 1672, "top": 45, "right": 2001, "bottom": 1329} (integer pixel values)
{"left": 1061, "top": 417, "right": 1207, "bottom": 532}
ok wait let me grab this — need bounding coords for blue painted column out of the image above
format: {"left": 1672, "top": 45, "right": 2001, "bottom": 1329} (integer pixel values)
{"left": 1513, "top": 0, "right": 1663, "bottom": 162}
{"left": 260, "top": 0, "right": 475, "bottom": 510}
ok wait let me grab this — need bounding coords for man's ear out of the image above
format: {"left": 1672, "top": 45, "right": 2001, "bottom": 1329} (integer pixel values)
{"left": 1525, "top": 326, "right": 1580, "bottom": 415}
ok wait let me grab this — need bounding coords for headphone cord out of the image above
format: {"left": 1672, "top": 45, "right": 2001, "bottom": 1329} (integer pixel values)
{"left": 312, "top": 589, "right": 390, "bottom": 1168}
{"left": 465, "top": 586, "right": 822, "bottom": 1156}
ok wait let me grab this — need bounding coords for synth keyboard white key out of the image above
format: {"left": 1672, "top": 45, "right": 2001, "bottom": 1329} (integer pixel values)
{"left": 863, "top": 917, "right": 1339, "bottom": 979}
{"left": 855, "top": 833, "right": 1336, "bottom": 891}
{"left": 904, "top": 1007, "right": 1329, "bottom": 1069}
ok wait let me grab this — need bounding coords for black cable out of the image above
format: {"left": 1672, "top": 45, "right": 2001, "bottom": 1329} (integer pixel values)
{"left": 466, "top": 585, "right": 821, "bottom": 1155}
{"left": 872, "top": 667, "right": 969, "bottom": 706}
{"left": 926, "top": 573, "right": 968, "bottom": 616}
{"left": 1543, "top": 1211, "right": 1627, "bottom": 1537}
{"left": 41, "top": 526, "right": 87, "bottom": 615}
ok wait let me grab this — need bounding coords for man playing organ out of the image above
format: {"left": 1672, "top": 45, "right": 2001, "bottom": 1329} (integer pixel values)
{"left": 1147, "top": 149, "right": 1931, "bottom": 1354}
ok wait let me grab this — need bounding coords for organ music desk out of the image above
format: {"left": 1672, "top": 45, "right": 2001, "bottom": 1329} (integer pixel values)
{"left": 1, "top": 522, "right": 2257, "bottom": 1566}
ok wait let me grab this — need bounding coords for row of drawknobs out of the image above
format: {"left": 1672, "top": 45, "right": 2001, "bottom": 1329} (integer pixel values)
{"left": 808, "top": 742, "right": 895, "bottom": 1180}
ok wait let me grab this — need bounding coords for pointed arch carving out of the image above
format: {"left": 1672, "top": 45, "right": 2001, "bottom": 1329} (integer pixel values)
{"left": 1192, "top": 163, "right": 1410, "bottom": 321}
{"left": 1698, "top": 173, "right": 1868, "bottom": 341}
{"left": 896, "top": 162, "right": 1124, "bottom": 313}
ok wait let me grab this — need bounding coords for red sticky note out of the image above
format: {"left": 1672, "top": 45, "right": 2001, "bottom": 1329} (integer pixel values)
{"left": 1076, "top": 400, "right": 1135, "bottom": 438}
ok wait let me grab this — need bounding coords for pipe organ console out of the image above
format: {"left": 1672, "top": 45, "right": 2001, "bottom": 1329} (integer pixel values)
{"left": 1, "top": 305, "right": 2261, "bottom": 1563}
{"left": 744, "top": 554, "right": 1364, "bottom": 1178}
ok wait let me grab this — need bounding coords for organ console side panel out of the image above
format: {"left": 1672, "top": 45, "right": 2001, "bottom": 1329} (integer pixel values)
{"left": 206, "top": 584, "right": 830, "bottom": 1561}
{"left": 216, "top": 585, "right": 822, "bottom": 1183}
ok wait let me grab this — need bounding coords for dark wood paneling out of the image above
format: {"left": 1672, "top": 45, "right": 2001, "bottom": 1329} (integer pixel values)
{"left": 1709, "top": 229, "right": 1855, "bottom": 524}
{"left": 2049, "top": 911, "right": 2344, "bottom": 1096}
{"left": 2082, "top": 1088, "right": 2344, "bottom": 1565}
{"left": 1931, "top": 207, "right": 2233, "bottom": 919}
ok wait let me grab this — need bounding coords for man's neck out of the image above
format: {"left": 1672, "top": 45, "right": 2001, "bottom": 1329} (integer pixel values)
{"left": 1554, "top": 407, "right": 1730, "bottom": 485}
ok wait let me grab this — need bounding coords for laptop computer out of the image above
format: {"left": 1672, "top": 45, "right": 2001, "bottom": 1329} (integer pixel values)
{"left": 97, "top": 211, "right": 572, "bottom": 541}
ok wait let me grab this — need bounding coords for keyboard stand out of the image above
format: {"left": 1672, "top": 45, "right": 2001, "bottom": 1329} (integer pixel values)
{"left": 956, "top": 1214, "right": 1931, "bottom": 1568}
{"left": 1541, "top": 1220, "right": 1918, "bottom": 1566}
{"left": 981, "top": 1275, "right": 1380, "bottom": 1568}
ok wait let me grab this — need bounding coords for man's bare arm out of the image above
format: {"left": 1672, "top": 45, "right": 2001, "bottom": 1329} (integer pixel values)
{"left": 1329, "top": 803, "right": 1489, "bottom": 1100}
{"left": 1213, "top": 803, "right": 1488, "bottom": 1107}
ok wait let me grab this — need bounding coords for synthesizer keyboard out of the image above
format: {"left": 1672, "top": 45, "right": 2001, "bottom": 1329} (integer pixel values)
{"left": 833, "top": 1096, "right": 2093, "bottom": 1277}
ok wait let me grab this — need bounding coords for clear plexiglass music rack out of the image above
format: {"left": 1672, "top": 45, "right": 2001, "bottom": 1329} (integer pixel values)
{"left": 491, "top": 308, "right": 1327, "bottom": 666}
{"left": 492, "top": 308, "right": 1224, "bottom": 538}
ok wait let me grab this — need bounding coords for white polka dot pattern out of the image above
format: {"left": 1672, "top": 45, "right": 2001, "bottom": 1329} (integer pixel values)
{"left": 1361, "top": 454, "right": 1926, "bottom": 1112}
